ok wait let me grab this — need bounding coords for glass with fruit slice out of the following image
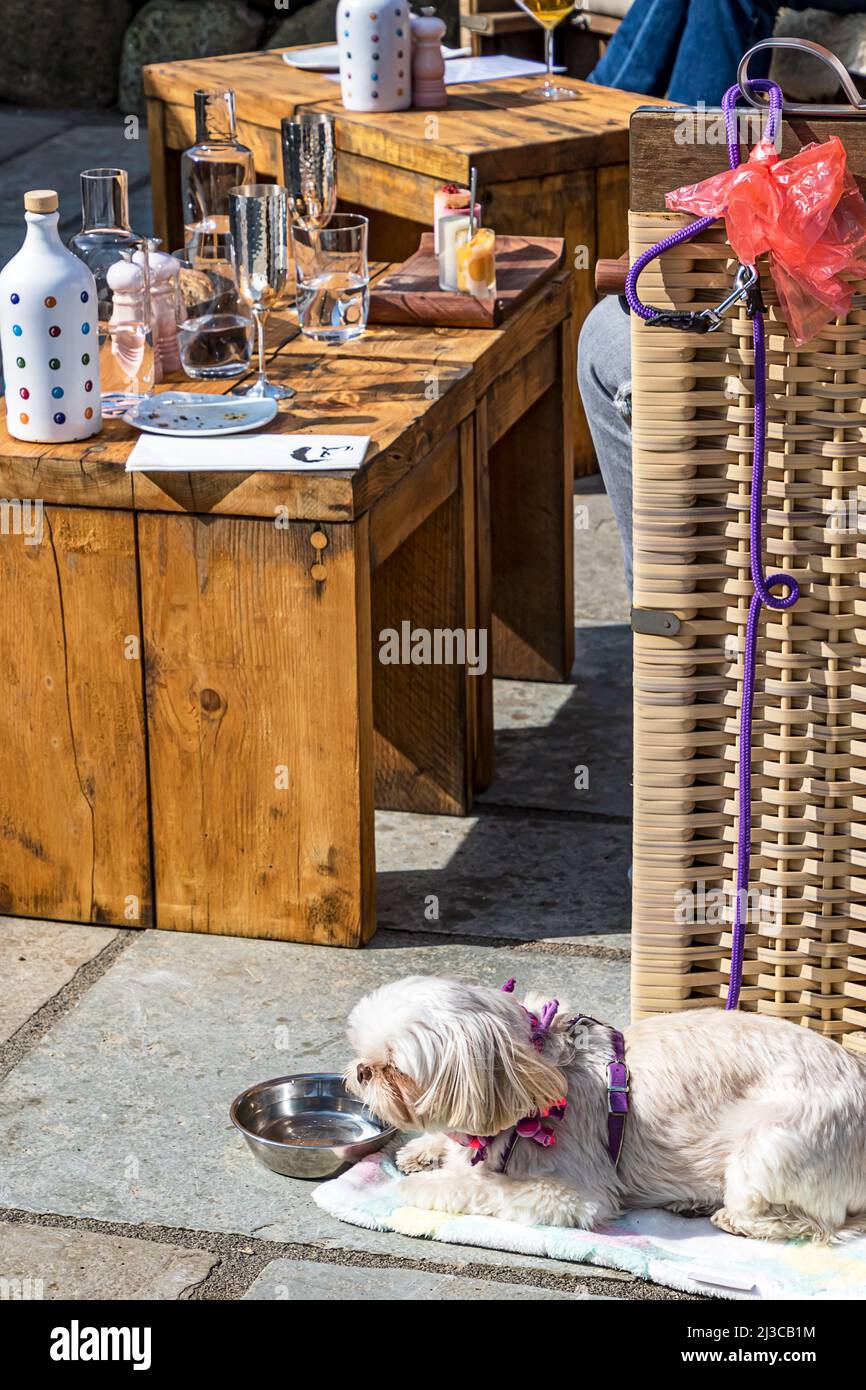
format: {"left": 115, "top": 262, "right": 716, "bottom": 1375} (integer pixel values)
{"left": 456, "top": 227, "right": 496, "bottom": 300}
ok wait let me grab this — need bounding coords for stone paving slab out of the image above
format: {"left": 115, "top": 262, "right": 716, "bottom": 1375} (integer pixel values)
{"left": 0, "top": 928, "right": 629, "bottom": 1280}
{"left": 0, "top": 107, "right": 80, "bottom": 164}
{"left": 0, "top": 110, "right": 154, "bottom": 392}
{"left": 0, "top": 120, "right": 152, "bottom": 250}
{"left": 0, "top": 917, "right": 118, "bottom": 1044}
{"left": 376, "top": 810, "right": 630, "bottom": 946}
{"left": 0, "top": 1220, "right": 217, "bottom": 1300}
{"left": 243, "top": 1258, "right": 607, "bottom": 1300}
{"left": 478, "top": 625, "right": 631, "bottom": 818}
{"left": 573, "top": 488, "right": 630, "bottom": 628}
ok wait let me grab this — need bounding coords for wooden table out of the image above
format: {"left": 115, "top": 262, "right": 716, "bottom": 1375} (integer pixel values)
{"left": 0, "top": 272, "right": 573, "bottom": 946}
{"left": 143, "top": 48, "right": 651, "bottom": 473}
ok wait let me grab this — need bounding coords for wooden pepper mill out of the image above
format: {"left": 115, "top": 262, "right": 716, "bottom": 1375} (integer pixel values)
{"left": 411, "top": 7, "right": 447, "bottom": 110}
{"left": 105, "top": 252, "right": 154, "bottom": 395}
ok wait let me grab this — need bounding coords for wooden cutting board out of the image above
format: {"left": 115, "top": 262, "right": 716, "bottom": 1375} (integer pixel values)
{"left": 367, "top": 233, "right": 566, "bottom": 329}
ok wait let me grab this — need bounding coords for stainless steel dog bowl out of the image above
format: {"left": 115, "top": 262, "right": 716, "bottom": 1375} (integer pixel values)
{"left": 230, "top": 1073, "right": 396, "bottom": 1179}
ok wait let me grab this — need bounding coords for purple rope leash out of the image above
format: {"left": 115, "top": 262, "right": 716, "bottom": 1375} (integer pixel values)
{"left": 626, "top": 79, "right": 799, "bottom": 1009}
{"left": 625, "top": 214, "right": 717, "bottom": 321}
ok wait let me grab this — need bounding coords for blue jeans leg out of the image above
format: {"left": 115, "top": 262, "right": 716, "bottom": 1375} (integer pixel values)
{"left": 589, "top": 0, "right": 776, "bottom": 102}
{"left": 577, "top": 296, "right": 634, "bottom": 595}
{"left": 667, "top": 0, "right": 777, "bottom": 103}
{"left": 588, "top": 0, "right": 689, "bottom": 97}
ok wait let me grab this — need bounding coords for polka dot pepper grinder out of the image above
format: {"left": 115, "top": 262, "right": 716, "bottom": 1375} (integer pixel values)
{"left": 338, "top": 0, "right": 412, "bottom": 113}
{"left": 0, "top": 189, "right": 101, "bottom": 444}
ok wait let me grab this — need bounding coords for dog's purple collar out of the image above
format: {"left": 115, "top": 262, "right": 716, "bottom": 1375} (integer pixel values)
{"left": 571, "top": 1013, "right": 629, "bottom": 1168}
{"left": 447, "top": 982, "right": 629, "bottom": 1173}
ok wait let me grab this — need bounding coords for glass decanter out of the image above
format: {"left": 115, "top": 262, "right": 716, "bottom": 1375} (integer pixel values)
{"left": 181, "top": 89, "right": 254, "bottom": 240}
{"left": 69, "top": 168, "right": 141, "bottom": 319}
{"left": 68, "top": 168, "right": 154, "bottom": 399}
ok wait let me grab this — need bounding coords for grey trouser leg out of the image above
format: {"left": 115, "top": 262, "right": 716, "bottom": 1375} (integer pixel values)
{"left": 577, "top": 295, "right": 633, "bottom": 595}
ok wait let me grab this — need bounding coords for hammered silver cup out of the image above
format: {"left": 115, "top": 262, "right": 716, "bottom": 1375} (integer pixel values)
{"left": 228, "top": 183, "right": 293, "bottom": 399}
{"left": 281, "top": 112, "right": 336, "bottom": 228}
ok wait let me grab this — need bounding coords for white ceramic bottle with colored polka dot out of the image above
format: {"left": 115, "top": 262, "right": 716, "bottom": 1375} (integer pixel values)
{"left": 0, "top": 189, "right": 101, "bottom": 444}
{"left": 337, "top": 0, "right": 412, "bottom": 112}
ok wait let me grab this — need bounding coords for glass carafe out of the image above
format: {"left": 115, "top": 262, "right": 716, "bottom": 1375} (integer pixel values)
{"left": 68, "top": 168, "right": 154, "bottom": 399}
{"left": 181, "top": 89, "right": 254, "bottom": 240}
{"left": 68, "top": 168, "right": 141, "bottom": 318}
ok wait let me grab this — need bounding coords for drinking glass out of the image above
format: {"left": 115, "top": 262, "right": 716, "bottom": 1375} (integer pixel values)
{"left": 516, "top": 0, "right": 576, "bottom": 101}
{"left": 281, "top": 112, "right": 337, "bottom": 227}
{"left": 174, "top": 230, "right": 253, "bottom": 379}
{"left": 228, "top": 184, "right": 294, "bottom": 400}
{"left": 291, "top": 213, "right": 369, "bottom": 344}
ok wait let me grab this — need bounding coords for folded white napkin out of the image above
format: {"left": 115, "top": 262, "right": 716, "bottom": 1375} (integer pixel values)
{"left": 126, "top": 433, "right": 370, "bottom": 473}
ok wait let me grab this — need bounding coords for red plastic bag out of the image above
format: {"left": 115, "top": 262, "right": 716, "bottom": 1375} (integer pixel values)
{"left": 666, "top": 136, "right": 866, "bottom": 345}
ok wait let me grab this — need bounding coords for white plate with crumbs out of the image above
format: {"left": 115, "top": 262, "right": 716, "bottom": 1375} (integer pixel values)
{"left": 123, "top": 394, "right": 277, "bottom": 437}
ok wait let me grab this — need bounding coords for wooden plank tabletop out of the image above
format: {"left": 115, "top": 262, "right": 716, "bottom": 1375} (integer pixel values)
{"left": 144, "top": 48, "right": 660, "bottom": 185}
{"left": 0, "top": 266, "right": 571, "bottom": 525}
{"left": 0, "top": 351, "right": 474, "bottom": 523}
{"left": 271, "top": 265, "right": 571, "bottom": 398}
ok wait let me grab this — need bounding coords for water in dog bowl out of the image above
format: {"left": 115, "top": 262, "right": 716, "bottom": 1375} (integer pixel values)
{"left": 262, "top": 1109, "right": 380, "bottom": 1147}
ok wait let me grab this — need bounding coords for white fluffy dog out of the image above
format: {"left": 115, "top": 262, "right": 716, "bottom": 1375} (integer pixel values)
{"left": 346, "top": 976, "right": 866, "bottom": 1241}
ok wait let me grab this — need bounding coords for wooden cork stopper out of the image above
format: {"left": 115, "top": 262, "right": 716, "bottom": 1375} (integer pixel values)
{"left": 24, "top": 190, "right": 59, "bottom": 213}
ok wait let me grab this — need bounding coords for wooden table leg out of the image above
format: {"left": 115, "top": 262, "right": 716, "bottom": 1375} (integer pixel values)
{"left": 370, "top": 428, "right": 480, "bottom": 815}
{"left": 484, "top": 170, "right": 597, "bottom": 477}
{"left": 138, "top": 511, "right": 375, "bottom": 946}
{"left": 0, "top": 507, "right": 151, "bottom": 926}
{"left": 147, "top": 97, "right": 184, "bottom": 253}
{"left": 471, "top": 400, "right": 494, "bottom": 791}
{"left": 488, "top": 315, "right": 575, "bottom": 683}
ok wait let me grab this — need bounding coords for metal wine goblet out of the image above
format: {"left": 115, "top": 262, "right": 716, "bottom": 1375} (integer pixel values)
{"left": 228, "top": 183, "right": 294, "bottom": 400}
{"left": 280, "top": 112, "right": 337, "bottom": 227}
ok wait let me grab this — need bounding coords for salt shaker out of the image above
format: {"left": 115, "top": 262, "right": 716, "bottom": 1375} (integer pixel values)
{"left": 411, "top": 7, "right": 447, "bottom": 109}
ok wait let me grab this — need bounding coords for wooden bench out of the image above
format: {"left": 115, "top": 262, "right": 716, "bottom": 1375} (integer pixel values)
{"left": 0, "top": 271, "right": 573, "bottom": 945}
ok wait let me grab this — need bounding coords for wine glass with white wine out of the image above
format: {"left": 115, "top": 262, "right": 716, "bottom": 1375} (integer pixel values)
{"left": 516, "top": 0, "right": 576, "bottom": 101}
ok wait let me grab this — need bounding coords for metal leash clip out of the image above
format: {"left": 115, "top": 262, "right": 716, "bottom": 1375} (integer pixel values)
{"left": 647, "top": 264, "right": 761, "bottom": 333}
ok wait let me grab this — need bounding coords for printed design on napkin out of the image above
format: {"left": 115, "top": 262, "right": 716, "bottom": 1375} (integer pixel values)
{"left": 126, "top": 433, "right": 370, "bottom": 472}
